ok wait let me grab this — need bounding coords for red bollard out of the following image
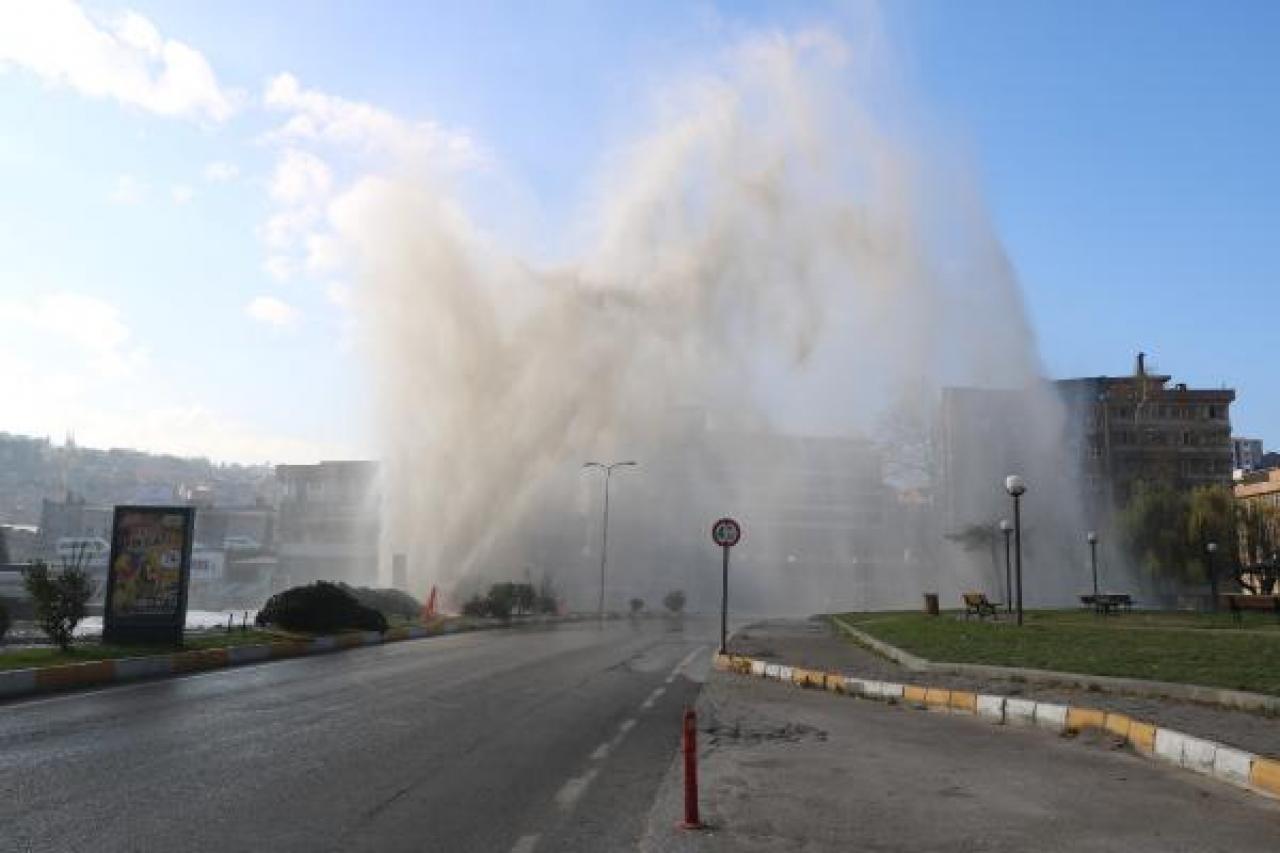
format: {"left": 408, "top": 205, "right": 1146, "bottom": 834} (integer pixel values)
{"left": 679, "top": 707, "right": 702, "bottom": 829}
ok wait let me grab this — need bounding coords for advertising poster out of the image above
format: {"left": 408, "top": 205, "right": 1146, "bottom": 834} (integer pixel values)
{"left": 103, "top": 506, "right": 195, "bottom": 644}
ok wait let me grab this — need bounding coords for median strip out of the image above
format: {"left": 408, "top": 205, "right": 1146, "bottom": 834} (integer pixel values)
{"left": 712, "top": 652, "right": 1280, "bottom": 802}
{"left": 0, "top": 624, "right": 440, "bottom": 702}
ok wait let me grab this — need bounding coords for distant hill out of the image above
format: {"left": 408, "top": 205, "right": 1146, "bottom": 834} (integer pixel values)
{"left": 0, "top": 432, "right": 274, "bottom": 525}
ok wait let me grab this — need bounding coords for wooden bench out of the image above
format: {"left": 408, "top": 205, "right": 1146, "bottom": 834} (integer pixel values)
{"left": 1080, "top": 593, "right": 1133, "bottom": 615}
{"left": 962, "top": 592, "right": 1001, "bottom": 620}
{"left": 1222, "top": 594, "right": 1280, "bottom": 623}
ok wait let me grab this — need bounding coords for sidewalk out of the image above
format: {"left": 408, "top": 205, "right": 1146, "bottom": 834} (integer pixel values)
{"left": 729, "top": 618, "right": 1280, "bottom": 759}
{"left": 638, "top": 663, "right": 1280, "bottom": 852}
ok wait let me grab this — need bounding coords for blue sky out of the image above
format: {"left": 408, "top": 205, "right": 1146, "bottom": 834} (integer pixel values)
{"left": 0, "top": 0, "right": 1276, "bottom": 462}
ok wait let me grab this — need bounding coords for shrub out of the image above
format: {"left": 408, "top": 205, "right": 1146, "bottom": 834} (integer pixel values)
{"left": 629, "top": 597, "right": 645, "bottom": 615}
{"left": 663, "top": 589, "right": 686, "bottom": 614}
{"left": 256, "top": 582, "right": 388, "bottom": 634}
{"left": 0, "top": 599, "right": 9, "bottom": 642}
{"left": 24, "top": 560, "right": 95, "bottom": 650}
{"left": 342, "top": 584, "right": 420, "bottom": 621}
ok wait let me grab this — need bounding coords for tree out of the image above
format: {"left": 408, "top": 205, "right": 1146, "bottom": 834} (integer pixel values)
{"left": 23, "top": 560, "right": 95, "bottom": 651}
{"left": 663, "top": 589, "right": 686, "bottom": 614}
{"left": 1186, "top": 484, "right": 1237, "bottom": 595}
{"left": 628, "top": 597, "right": 644, "bottom": 616}
{"left": 1236, "top": 501, "right": 1280, "bottom": 594}
{"left": 1119, "top": 482, "right": 1194, "bottom": 584}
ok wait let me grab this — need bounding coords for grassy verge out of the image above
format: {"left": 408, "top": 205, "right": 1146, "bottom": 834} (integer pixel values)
{"left": 835, "top": 610, "right": 1280, "bottom": 697}
{"left": 0, "top": 628, "right": 308, "bottom": 672}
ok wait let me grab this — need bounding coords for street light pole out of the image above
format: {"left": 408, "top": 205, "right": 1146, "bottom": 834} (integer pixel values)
{"left": 1206, "top": 541, "right": 1219, "bottom": 612}
{"left": 1087, "top": 531, "right": 1099, "bottom": 602}
{"left": 583, "top": 461, "right": 637, "bottom": 621}
{"left": 999, "top": 519, "right": 1013, "bottom": 614}
{"left": 1005, "top": 475, "right": 1027, "bottom": 626}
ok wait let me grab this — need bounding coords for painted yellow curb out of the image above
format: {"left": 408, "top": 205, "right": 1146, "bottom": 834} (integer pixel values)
{"left": 1251, "top": 758, "right": 1280, "bottom": 798}
{"left": 270, "top": 641, "right": 309, "bottom": 658}
{"left": 924, "top": 687, "right": 951, "bottom": 708}
{"left": 1128, "top": 720, "right": 1158, "bottom": 755}
{"left": 384, "top": 626, "right": 411, "bottom": 641}
{"left": 948, "top": 690, "right": 977, "bottom": 713}
{"left": 1066, "top": 707, "right": 1107, "bottom": 733}
{"left": 172, "top": 648, "right": 229, "bottom": 673}
{"left": 826, "top": 672, "right": 845, "bottom": 693}
{"left": 35, "top": 660, "right": 115, "bottom": 690}
{"left": 903, "top": 685, "right": 927, "bottom": 704}
{"left": 1102, "top": 712, "right": 1132, "bottom": 739}
{"left": 337, "top": 633, "right": 365, "bottom": 649}
{"left": 792, "top": 667, "right": 825, "bottom": 688}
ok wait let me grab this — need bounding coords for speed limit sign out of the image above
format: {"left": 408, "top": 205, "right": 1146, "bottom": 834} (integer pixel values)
{"left": 711, "top": 517, "right": 741, "bottom": 548}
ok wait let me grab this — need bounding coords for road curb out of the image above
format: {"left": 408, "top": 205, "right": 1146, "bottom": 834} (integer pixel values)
{"left": 830, "top": 616, "right": 1280, "bottom": 715}
{"left": 0, "top": 623, "right": 445, "bottom": 703}
{"left": 712, "top": 651, "right": 1280, "bottom": 802}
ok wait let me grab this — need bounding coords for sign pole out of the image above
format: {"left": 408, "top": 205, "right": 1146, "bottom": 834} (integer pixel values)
{"left": 710, "top": 517, "right": 741, "bottom": 656}
{"left": 720, "top": 545, "right": 729, "bottom": 655}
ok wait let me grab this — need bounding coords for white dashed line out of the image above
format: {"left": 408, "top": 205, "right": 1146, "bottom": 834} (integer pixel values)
{"left": 640, "top": 685, "right": 666, "bottom": 710}
{"left": 510, "top": 834, "right": 539, "bottom": 853}
{"left": 618, "top": 718, "right": 636, "bottom": 735}
{"left": 590, "top": 742, "right": 611, "bottom": 761}
{"left": 554, "top": 768, "right": 599, "bottom": 810}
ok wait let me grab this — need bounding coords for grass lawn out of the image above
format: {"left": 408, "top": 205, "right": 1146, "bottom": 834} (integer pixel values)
{"left": 835, "top": 609, "right": 1280, "bottom": 697}
{"left": 0, "top": 628, "right": 301, "bottom": 672}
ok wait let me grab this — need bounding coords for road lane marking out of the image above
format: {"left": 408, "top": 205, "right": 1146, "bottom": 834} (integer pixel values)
{"left": 554, "top": 768, "right": 599, "bottom": 810}
{"left": 640, "top": 685, "right": 666, "bottom": 710}
{"left": 618, "top": 717, "right": 636, "bottom": 735}
{"left": 664, "top": 645, "right": 705, "bottom": 684}
{"left": 510, "top": 834, "right": 539, "bottom": 853}
{"left": 590, "top": 742, "right": 611, "bottom": 761}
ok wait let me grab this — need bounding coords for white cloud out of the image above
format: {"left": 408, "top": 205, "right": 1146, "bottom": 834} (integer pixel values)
{"left": 325, "top": 281, "right": 350, "bottom": 308}
{"left": 246, "top": 295, "right": 299, "bottom": 327}
{"left": 170, "top": 184, "right": 194, "bottom": 205}
{"left": 269, "top": 148, "right": 332, "bottom": 205}
{"left": 259, "top": 207, "right": 318, "bottom": 251}
{"left": 262, "top": 255, "right": 296, "bottom": 282}
{"left": 202, "top": 160, "right": 239, "bottom": 182}
{"left": 0, "top": 291, "right": 146, "bottom": 379}
{"left": 263, "top": 72, "right": 481, "bottom": 169}
{"left": 110, "top": 174, "right": 146, "bottom": 204}
{"left": 0, "top": 0, "right": 239, "bottom": 122}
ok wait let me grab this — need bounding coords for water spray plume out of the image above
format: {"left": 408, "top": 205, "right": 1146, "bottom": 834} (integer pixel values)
{"left": 331, "top": 29, "right": 1088, "bottom": 612}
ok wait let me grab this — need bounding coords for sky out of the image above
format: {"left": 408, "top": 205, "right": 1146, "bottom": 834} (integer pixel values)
{"left": 0, "top": 0, "right": 1276, "bottom": 464}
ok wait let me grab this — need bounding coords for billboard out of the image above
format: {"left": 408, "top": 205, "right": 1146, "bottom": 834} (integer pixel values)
{"left": 103, "top": 506, "right": 195, "bottom": 644}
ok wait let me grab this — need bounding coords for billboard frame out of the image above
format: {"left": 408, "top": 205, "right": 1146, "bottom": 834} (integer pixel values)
{"left": 102, "top": 505, "right": 195, "bottom": 646}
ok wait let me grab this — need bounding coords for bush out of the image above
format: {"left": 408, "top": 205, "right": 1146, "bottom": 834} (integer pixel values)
{"left": 629, "top": 597, "right": 645, "bottom": 615}
{"left": 663, "top": 589, "right": 686, "bottom": 614}
{"left": 256, "top": 582, "right": 388, "bottom": 634}
{"left": 342, "top": 584, "right": 420, "bottom": 621}
{"left": 24, "top": 560, "right": 95, "bottom": 650}
{"left": 0, "top": 599, "right": 9, "bottom": 642}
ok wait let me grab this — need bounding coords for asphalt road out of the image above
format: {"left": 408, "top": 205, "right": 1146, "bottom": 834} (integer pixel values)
{"left": 0, "top": 618, "right": 714, "bottom": 853}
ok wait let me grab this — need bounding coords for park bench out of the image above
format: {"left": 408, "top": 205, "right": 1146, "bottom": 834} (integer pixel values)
{"left": 962, "top": 592, "right": 1001, "bottom": 620}
{"left": 1222, "top": 593, "right": 1280, "bottom": 624}
{"left": 1080, "top": 593, "right": 1133, "bottom": 615}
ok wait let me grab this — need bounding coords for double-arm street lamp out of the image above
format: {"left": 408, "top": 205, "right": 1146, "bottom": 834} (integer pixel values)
{"left": 999, "top": 519, "right": 1013, "bottom": 614}
{"left": 1004, "top": 475, "right": 1027, "bottom": 626}
{"left": 583, "top": 461, "right": 638, "bottom": 621}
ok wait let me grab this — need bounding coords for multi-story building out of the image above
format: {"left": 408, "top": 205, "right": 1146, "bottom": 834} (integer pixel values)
{"left": 1232, "top": 438, "right": 1266, "bottom": 473}
{"left": 1056, "top": 353, "right": 1236, "bottom": 506}
{"left": 274, "top": 461, "right": 381, "bottom": 588}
